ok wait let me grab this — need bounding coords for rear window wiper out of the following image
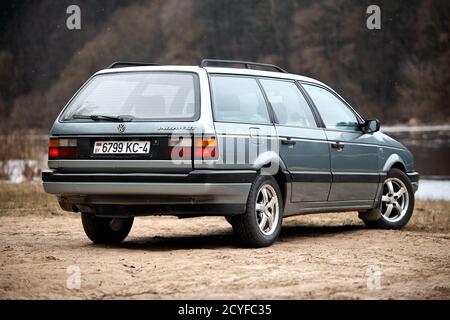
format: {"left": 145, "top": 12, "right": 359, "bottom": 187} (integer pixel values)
{"left": 71, "top": 114, "right": 134, "bottom": 122}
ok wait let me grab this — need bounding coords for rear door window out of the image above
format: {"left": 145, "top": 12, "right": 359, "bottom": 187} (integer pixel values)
{"left": 61, "top": 72, "right": 199, "bottom": 121}
{"left": 259, "top": 79, "right": 317, "bottom": 128}
{"left": 210, "top": 75, "right": 271, "bottom": 124}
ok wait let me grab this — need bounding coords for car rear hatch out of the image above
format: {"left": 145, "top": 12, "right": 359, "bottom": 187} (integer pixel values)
{"left": 48, "top": 69, "right": 208, "bottom": 174}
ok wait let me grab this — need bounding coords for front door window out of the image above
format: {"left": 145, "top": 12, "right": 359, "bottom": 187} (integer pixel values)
{"left": 302, "top": 84, "right": 360, "bottom": 131}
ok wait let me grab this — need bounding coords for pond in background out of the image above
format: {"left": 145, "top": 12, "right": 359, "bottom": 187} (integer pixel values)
{"left": 385, "top": 126, "right": 450, "bottom": 178}
{"left": 415, "top": 180, "right": 450, "bottom": 201}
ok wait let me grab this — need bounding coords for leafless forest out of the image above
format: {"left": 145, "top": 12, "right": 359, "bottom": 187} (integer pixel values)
{"left": 0, "top": 0, "right": 449, "bottom": 131}
{"left": 0, "top": 1, "right": 449, "bottom": 300}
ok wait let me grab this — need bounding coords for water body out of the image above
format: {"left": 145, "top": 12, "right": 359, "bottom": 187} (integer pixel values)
{"left": 383, "top": 126, "right": 450, "bottom": 200}
{"left": 384, "top": 126, "right": 450, "bottom": 177}
{"left": 415, "top": 180, "right": 450, "bottom": 201}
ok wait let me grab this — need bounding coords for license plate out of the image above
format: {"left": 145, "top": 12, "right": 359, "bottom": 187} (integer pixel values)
{"left": 93, "top": 141, "right": 150, "bottom": 154}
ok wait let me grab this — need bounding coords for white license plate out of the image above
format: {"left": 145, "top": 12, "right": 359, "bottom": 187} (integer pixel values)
{"left": 93, "top": 141, "right": 150, "bottom": 154}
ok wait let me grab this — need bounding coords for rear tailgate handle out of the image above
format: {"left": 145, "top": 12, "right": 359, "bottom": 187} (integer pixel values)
{"left": 281, "top": 138, "right": 296, "bottom": 146}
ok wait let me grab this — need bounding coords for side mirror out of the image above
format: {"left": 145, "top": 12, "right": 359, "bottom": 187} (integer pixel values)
{"left": 362, "top": 119, "right": 380, "bottom": 133}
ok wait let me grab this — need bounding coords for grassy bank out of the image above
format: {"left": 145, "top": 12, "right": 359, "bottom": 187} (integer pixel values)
{"left": 0, "top": 132, "right": 48, "bottom": 182}
{"left": 0, "top": 131, "right": 47, "bottom": 161}
{"left": 0, "top": 183, "right": 64, "bottom": 216}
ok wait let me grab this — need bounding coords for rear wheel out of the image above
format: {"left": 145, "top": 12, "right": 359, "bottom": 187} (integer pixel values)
{"left": 229, "top": 175, "right": 283, "bottom": 247}
{"left": 81, "top": 213, "right": 134, "bottom": 244}
{"left": 359, "top": 168, "right": 415, "bottom": 229}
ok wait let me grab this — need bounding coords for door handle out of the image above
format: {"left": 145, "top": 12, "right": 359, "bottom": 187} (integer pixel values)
{"left": 331, "top": 141, "right": 345, "bottom": 150}
{"left": 282, "top": 138, "right": 297, "bottom": 146}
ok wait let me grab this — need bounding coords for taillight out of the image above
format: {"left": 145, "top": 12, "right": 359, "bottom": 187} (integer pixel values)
{"left": 168, "top": 135, "right": 192, "bottom": 160}
{"left": 48, "top": 138, "right": 77, "bottom": 159}
{"left": 168, "top": 135, "right": 218, "bottom": 161}
{"left": 194, "top": 136, "right": 218, "bottom": 160}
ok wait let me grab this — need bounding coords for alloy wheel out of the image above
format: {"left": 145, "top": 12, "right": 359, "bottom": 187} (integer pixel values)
{"left": 381, "top": 178, "right": 410, "bottom": 223}
{"left": 255, "top": 184, "right": 280, "bottom": 235}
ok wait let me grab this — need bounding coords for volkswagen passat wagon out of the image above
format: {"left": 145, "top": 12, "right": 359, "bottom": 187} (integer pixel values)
{"left": 42, "top": 59, "right": 419, "bottom": 247}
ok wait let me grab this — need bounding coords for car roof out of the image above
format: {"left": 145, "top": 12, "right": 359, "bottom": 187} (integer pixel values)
{"left": 95, "top": 65, "right": 329, "bottom": 89}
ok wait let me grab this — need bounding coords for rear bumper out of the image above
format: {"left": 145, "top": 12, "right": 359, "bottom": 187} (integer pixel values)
{"left": 42, "top": 170, "right": 255, "bottom": 215}
{"left": 407, "top": 172, "right": 419, "bottom": 192}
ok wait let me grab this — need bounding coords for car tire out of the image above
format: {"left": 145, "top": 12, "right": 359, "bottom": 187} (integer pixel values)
{"left": 359, "top": 168, "right": 415, "bottom": 229}
{"left": 81, "top": 213, "right": 134, "bottom": 244}
{"left": 229, "top": 175, "right": 283, "bottom": 247}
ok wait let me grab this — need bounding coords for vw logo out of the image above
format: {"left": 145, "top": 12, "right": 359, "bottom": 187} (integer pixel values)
{"left": 117, "top": 123, "right": 126, "bottom": 134}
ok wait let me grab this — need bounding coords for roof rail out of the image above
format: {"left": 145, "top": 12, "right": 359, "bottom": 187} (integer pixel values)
{"left": 107, "top": 61, "right": 160, "bottom": 69}
{"left": 200, "top": 59, "right": 288, "bottom": 73}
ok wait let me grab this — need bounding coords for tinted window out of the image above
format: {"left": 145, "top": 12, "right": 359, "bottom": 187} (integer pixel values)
{"left": 303, "top": 84, "right": 359, "bottom": 131}
{"left": 62, "top": 72, "right": 199, "bottom": 121}
{"left": 211, "top": 76, "right": 271, "bottom": 124}
{"left": 260, "top": 79, "right": 317, "bottom": 128}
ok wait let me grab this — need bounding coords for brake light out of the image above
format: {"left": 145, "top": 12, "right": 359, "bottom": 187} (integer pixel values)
{"left": 48, "top": 147, "right": 59, "bottom": 158}
{"left": 168, "top": 135, "right": 192, "bottom": 160}
{"left": 194, "top": 136, "right": 218, "bottom": 160}
{"left": 168, "top": 135, "right": 218, "bottom": 161}
{"left": 48, "top": 138, "right": 77, "bottom": 159}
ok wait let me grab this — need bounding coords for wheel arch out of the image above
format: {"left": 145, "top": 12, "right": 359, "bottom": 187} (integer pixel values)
{"left": 252, "top": 152, "right": 289, "bottom": 207}
{"left": 382, "top": 154, "right": 407, "bottom": 173}
{"left": 252, "top": 150, "right": 287, "bottom": 172}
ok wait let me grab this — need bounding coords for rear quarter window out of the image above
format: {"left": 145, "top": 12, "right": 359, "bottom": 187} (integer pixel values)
{"left": 210, "top": 75, "right": 271, "bottom": 124}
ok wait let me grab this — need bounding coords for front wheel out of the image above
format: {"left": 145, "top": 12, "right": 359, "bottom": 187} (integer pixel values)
{"left": 81, "top": 213, "right": 134, "bottom": 244}
{"left": 359, "top": 168, "right": 415, "bottom": 229}
{"left": 229, "top": 175, "right": 283, "bottom": 247}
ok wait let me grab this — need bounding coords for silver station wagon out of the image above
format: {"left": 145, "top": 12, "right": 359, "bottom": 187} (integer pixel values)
{"left": 42, "top": 59, "right": 419, "bottom": 247}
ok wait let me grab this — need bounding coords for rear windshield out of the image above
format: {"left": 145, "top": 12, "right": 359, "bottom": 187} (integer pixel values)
{"left": 61, "top": 72, "right": 199, "bottom": 121}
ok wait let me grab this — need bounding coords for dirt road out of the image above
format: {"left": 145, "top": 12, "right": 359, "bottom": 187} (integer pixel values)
{"left": 1, "top": 209, "right": 450, "bottom": 299}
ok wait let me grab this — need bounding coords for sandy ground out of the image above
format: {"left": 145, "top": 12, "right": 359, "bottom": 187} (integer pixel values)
{"left": 0, "top": 184, "right": 450, "bottom": 300}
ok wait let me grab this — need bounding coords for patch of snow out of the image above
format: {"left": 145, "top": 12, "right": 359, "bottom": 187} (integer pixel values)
{"left": 416, "top": 180, "right": 450, "bottom": 201}
{"left": 0, "top": 160, "right": 40, "bottom": 183}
